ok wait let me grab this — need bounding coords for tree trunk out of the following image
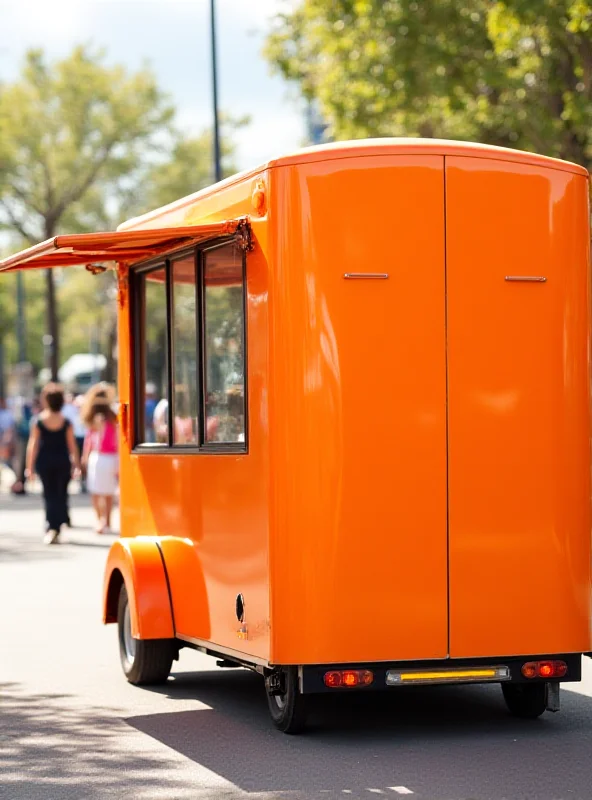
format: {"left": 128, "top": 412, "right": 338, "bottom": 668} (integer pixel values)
{"left": 16, "top": 273, "right": 27, "bottom": 364}
{"left": 43, "top": 220, "right": 60, "bottom": 381}
{"left": 45, "top": 268, "right": 59, "bottom": 381}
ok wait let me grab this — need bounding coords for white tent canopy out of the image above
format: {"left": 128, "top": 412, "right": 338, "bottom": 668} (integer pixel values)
{"left": 57, "top": 353, "right": 107, "bottom": 384}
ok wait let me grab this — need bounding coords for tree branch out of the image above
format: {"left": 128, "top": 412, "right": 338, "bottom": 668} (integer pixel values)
{"left": 8, "top": 182, "right": 45, "bottom": 218}
{"left": 50, "top": 138, "right": 118, "bottom": 229}
{"left": 41, "top": 158, "right": 55, "bottom": 209}
{"left": 572, "top": 33, "right": 592, "bottom": 99}
{"left": 0, "top": 200, "right": 38, "bottom": 244}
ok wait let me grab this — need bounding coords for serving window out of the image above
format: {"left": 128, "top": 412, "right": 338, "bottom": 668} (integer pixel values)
{"left": 133, "top": 239, "right": 247, "bottom": 452}
{"left": 171, "top": 253, "right": 199, "bottom": 445}
{"left": 203, "top": 243, "right": 246, "bottom": 444}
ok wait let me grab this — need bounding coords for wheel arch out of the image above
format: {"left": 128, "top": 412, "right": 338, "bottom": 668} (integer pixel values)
{"left": 104, "top": 567, "right": 124, "bottom": 624}
{"left": 102, "top": 537, "right": 174, "bottom": 640}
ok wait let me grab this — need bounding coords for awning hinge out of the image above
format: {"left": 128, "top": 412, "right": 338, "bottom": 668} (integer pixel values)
{"left": 234, "top": 218, "right": 253, "bottom": 252}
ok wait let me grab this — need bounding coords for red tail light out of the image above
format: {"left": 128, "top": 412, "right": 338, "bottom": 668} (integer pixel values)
{"left": 342, "top": 671, "right": 358, "bottom": 687}
{"left": 521, "top": 662, "right": 537, "bottom": 679}
{"left": 324, "top": 671, "right": 342, "bottom": 688}
{"left": 521, "top": 660, "right": 567, "bottom": 679}
{"left": 324, "top": 669, "right": 374, "bottom": 688}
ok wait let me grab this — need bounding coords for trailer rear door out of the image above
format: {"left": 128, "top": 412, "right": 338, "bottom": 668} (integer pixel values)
{"left": 446, "top": 156, "right": 592, "bottom": 658}
{"left": 270, "top": 155, "right": 450, "bottom": 664}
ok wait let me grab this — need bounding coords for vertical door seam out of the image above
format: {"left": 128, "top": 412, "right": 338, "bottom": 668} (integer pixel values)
{"left": 443, "top": 156, "right": 451, "bottom": 659}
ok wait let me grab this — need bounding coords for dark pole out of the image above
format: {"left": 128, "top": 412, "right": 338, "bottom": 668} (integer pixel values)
{"left": 16, "top": 272, "right": 26, "bottom": 363}
{"left": 209, "top": 0, "right": 222, "bottom": 183}
{"left": 45, "top": 269, "right": 59, "bottom": 380}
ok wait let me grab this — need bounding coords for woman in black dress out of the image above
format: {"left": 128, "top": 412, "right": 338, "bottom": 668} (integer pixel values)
{"left": 25, "top": 383, "right": 81, "bottom": 544}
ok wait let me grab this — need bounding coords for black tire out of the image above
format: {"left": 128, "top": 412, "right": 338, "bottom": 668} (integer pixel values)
{"left": 265, "top": 667, "right": 308, "bottom": 734}
{"left": 502, "top": 682, "right": 548, "bottom": 719}
{"left": 117, "top": 584, "right": 176, "bottom": 685}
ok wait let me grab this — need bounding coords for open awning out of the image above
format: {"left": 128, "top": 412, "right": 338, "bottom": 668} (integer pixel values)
{"left": 0, "top": 218, "right": 251, "bottom": 273}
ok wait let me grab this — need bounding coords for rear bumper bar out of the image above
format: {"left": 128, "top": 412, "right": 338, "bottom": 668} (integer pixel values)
{"left": 300, "top": 653, "right": 582, "bottom": 694}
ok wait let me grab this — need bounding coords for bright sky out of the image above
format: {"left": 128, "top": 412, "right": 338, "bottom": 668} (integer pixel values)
{"left": 0, "top": 0, "right": 305, "bottom": 172}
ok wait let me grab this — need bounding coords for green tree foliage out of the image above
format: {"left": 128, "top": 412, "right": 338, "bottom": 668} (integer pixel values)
{"left": 0, "top": 271, "right": 46, "bottom": 367}
{"left": 0, "top": 46, "right": 242, "bottom": 385}
{"left": 265, "top": 0, "right": 592, "bottom": 170}
{"left": 0, "top": 45, "right": 175, "bottom": 379}
{"left": 0, "top": 46, "right": 176, "bottom": 243}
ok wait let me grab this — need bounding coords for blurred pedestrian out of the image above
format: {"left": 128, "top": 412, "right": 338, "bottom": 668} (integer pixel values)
{"left": 0, "top": 396, "right": 16, "bottom": 467}
{"left": 82, "top": 381, "right": 116, "bottom": 410}
{"left": 144, "top": 383, "right": 157, "bottom": 442}
{"left": 29, "top": 396, "right": 41, "bottom": 426}
{"left": 62, "top": 391, "right": 76, "bottom": 422}
{"left": 82, "top": 397, "right": 119, "bottom": 535}
{"left": 10, "top": 398, "right": 34, "bottom": 495}
{"left": 63, "top": 392, "right": 88, "bottom": 493}
{"left": 153, "top": 396, "right": 169, "bottom": 443}
{"left": 25, "top": 383, "right": 81, "bottom": 545}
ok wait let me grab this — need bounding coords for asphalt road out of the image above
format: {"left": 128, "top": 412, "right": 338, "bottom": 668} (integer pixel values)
{"left": 2, "top": 490, "right": 592, "bottom": 800}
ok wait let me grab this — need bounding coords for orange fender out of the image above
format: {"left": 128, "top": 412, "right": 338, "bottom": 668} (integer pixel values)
{"left": 102, "top": 538, "right": 174, "bottom": 639}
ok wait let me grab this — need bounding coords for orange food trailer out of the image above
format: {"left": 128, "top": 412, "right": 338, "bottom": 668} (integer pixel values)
{"left": 2, "top": 139, "right": 591, "bottom": 733}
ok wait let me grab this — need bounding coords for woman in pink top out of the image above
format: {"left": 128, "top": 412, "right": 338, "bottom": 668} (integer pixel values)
{"left": 82, "top": 398, "right": 119, "bottom": 534}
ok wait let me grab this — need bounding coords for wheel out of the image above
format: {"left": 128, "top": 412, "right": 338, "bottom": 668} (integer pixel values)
{"left": 265, "top": 667, "right": 308, "bottom": 734}
{"left": 117, "top": 584, "right": 176, "bottom": 685}
{"left": 502, "top": 682, "right": 548, "bottom": 719}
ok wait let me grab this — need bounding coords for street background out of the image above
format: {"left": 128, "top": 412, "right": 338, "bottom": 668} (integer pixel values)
{"left": 2, "top": 2, "right": 592, "bottom": 798}
{"left": 2, "top": 481, "right": 592, "bottom": 800}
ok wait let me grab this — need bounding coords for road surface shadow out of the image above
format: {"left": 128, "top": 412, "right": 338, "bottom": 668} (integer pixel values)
{"left": 127, "top": 667, "right": 592, "bottom": 799}
{"left": 0, "top": 681, "right": 240, "bottom": 800}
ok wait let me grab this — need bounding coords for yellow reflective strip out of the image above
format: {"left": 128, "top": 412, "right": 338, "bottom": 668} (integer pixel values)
{"left": 400, "top": 669, "right": 497, "bottom": 681}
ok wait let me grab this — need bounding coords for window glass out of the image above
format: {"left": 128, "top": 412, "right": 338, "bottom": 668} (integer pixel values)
{"left": 142, "top": 267, "right": 168, "bottom": 444}
{"left": 203, "top": 243, "right": 246, "bottom": 443}
{"left": 171, "top": 255, "right": 198, "bottom": 444}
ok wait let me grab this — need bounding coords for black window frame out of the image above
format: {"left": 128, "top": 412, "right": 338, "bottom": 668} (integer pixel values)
{"left": 131, "top": 236, "right": 248, "bottom": 455}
